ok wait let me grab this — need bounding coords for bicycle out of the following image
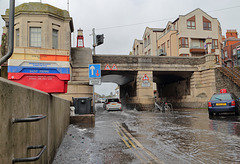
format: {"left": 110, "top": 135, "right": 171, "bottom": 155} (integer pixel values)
{"left": 153, "top": 101, "right": 173, "bottom": 113}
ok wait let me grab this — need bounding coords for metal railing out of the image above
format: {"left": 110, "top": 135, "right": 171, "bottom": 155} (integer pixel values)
{"left": 221, "top": 66, "right": 240, "bottom": 81}
{"left": 12, "top": 145, "right": 47, "bottom": 163}
{"left": 12, "top": 114, "right": 47, "bottom": 163}
{"left": 12, "top": 114, "right": 46, "bottom": 123}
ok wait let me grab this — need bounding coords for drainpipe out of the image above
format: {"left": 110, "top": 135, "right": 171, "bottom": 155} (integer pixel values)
{"left": 0, "top": 0, "right": 15, "bottom": 65}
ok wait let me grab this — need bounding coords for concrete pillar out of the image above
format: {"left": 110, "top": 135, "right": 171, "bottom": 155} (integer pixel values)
{"left": 135, "top": 71, "right": 154, "bottom": 111}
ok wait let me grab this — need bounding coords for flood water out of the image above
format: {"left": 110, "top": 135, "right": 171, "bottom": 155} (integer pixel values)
{"left": 53, "top": 105, "right": 240, "bottom": 164}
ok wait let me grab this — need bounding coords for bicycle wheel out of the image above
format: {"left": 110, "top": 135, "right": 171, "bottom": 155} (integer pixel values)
{"left": 167, "top": 103, "right": 173, "bottom": 112}
{"left": 164, "top": 104, "right": 170, "bottom": 112}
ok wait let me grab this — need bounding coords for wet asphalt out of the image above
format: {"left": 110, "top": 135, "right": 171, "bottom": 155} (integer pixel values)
{"left": 53, "top": 103, "right": 240, "bottom": 164}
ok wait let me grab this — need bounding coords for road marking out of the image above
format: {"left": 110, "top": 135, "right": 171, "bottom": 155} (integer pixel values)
{"left": 112, "top": 122, "right": 146, "bottom": 163}
{"left": 114, "top": 122, "right": 150, "bottom": 162}
{"left": 116, "top": 121, "right": 165, "bottom": 164}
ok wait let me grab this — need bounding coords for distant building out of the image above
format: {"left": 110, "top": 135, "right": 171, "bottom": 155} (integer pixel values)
{"left": 132, "top": 8, "right": 222, "bottom": 61}
{"left": 157, "top": 8, "right": 222, "bottom": 58}
{"left": 143, "top": 27, "right": 164, "bottom": 56}
{"left": 1, "top": 2, "right": 74, "bottom": 50}
{"left": 132, "top": 39, "right": 143, "bottom": 56}
{"left": 222, "top": 30, "right": 240, "bottom": 67}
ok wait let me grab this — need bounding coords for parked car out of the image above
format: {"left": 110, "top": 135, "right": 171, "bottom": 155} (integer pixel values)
{"left": 105, "top": 98, "right": 122, "bottom": 111}
{"left": 208, "top": 93, "right": 240, "bottom": 116}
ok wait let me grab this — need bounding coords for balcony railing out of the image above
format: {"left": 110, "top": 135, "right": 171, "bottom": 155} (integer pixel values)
{"left": 190, "top": 46, "right": 206, "bottom": 53}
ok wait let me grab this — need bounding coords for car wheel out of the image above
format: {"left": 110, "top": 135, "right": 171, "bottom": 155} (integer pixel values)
{"left": 208, "top": 111, "right": 214, "bottom": 116}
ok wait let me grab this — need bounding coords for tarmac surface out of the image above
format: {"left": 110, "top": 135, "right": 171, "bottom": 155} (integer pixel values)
{"left": 53, "top": 104, "right": 240, "bottom": 164}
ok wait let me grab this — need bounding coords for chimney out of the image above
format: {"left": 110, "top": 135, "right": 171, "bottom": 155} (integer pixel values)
{"left": 226, "top": 29, "right": 238, "bottom": 39}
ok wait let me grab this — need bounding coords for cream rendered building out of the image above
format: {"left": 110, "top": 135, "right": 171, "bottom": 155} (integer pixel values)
{"left": 142, "top": 27, "right": 164, "bottom": 56}
{"left": 157, "top": 8, "right": 222, "bottom": 59}
{"left": 132, "top": 39, "right": 143, "bottom": 56}
{"left": 1, "top": 2, "right": 73, "bottom": 51}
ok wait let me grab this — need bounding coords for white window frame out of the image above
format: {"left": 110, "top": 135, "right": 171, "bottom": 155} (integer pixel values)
{"left": 29, "top": 27, "right": 41, "bottom": 47}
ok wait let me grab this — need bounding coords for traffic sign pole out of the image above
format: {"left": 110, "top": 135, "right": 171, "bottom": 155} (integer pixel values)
{"left": 89, "top": 64, "right": 101, "bottom": 114}
{"left": 93, "top": 85, "right": 95, "bottom": 113}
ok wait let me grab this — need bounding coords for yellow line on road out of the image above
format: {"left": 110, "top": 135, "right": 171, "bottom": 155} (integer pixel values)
{"left": 116, "top": 121, "right": 165, "bottom": 164}
{"left": 112, "top": 122, "right": 146, "bottom": 164}
{"left": 114, "top": 122, "right": 152, "bottom": 163}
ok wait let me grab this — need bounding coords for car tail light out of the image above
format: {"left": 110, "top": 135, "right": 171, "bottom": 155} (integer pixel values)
{"left": 106, "top": 102, "right": 110, "bottom": 104}
{"left": 208, "top": 102, "right": 212, "bottom": 107}
{"left": 231, "top": 101, "right": 236, "bottom": 106}
{"left": 117, "top": 102, "right": 121, "bottom": 104}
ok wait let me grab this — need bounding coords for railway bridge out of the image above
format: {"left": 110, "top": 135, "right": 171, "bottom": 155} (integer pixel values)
{"left": 57, "top": 48, "right": 219, "bottom": 110}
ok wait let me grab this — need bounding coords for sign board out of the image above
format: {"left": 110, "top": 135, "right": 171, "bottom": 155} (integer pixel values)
{"left": 111, "top": 64, "right": 118, "bottom": 70}
{"left": 89, "top": 78, "right": 101, "bottom": 85}
{"left": 205, "top": 38, "right": 212, "bottom": 44}
{"left": 142, "top": 80, "right": 150, "bottom": 87}
{"left": 89, "top": 64, "right": 101, "bottom": 78}
{"left": 104, "top": 64, "right": 111, "bottom": 70}
{"left": 142, "top": 74, "right": 149, "bottom": 81}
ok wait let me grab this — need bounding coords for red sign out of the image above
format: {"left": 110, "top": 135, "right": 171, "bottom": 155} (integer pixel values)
{"left": 111, "top": 64, "right": 118, "bottom": 70}
{"left": 142, "top": 74, "right": 149, "bottom": 81}
{"left": 104, "top": 64, "right": 111, "bottom": 70}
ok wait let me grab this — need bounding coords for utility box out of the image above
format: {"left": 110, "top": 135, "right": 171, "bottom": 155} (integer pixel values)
{"left": 72, "top": 97, "right": 92, "bottom": 114}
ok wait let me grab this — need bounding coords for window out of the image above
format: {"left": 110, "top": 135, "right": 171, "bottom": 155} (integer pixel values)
{"left": 212, "top": 39, "right": 218, "bottom": 49}
{"left": 136, "top": 45, "right": 139, "bottom": 55}
{"left": 147, "top": 35, "right": 151, "bottom": 45}
{"left": 225, "top": 51, "right": 228, "bottom": 58}
{"left": 16, "top": 29, "right": 20, "bottom": 47}
{"left": 215, "top": 55, "right": 219, "bottom": 64}
{"left": 161, "top": 43, "right": 166, "bottom": 53}
{"left": 30, "top": 27, "right": 41, "bottom": 47}
{"left": 179, "top": 38, "right": 189, "bottom": 48}
{"left": 203, "top": 16, "right": 211, "bottom": 30}
{"left": 144, "top": 38, "right": 147, "bottom": 47}
{"left": 52, "top": 29, "right": 58, "bottom": 49}
{"left": 187, "top": 16, "right": 196, "bottom": 29}
{"left": 167, "top": 40, "right": 169, "bottom": 48}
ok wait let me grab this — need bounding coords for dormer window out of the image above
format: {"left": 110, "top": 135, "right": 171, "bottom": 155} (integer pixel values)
{"left": 187, "top": 16, "right": 196, "bottom": 29}
{"left": 203, "top": 16, "right": 211, "bottom": 30}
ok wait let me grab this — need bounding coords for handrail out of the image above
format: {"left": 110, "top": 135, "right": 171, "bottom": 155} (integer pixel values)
{"left": 221, "top": 66, "right": 240, "bottom": 81}
{"left": 12, "top": 145, "right": 47, "bottom": 163}
{"left": 13, "top": 114, "right": 47, "bottom": 123}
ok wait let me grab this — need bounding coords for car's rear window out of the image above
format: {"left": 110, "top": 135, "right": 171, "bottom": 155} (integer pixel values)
{"left": 210, "top": 94, "right": 233, "bottom": 101}
{"left": 108, "top": 99, "right": 119, "bottom": 102}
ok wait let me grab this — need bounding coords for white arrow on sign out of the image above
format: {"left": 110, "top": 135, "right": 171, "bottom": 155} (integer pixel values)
{"left": 90, "top": 65, "right": 95, "bottom": 75}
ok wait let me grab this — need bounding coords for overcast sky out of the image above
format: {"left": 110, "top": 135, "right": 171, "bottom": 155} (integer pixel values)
{"left": 0, "top": 0, "right": 240, "bottom": 95}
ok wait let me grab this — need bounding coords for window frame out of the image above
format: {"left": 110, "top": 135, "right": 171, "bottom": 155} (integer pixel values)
{"left": 212, "top": 39, "right": 218, "bottom": 49}
{"left": 179, "top": 37, "right": 189, "bottom": 48}
{"left": 52, "top": 29, "right": 59, "bottom": 49}
{"left": 29, "top": 27, "right": 42, "bottom": 48}
{"left": 187, "top": 20, "right": 196, "bottom": 29}
{"left": 16, "top": 28, "right": 20, "bottom": 47}
{"left": 203, "top": 16, "right": 212, "bottom": 31}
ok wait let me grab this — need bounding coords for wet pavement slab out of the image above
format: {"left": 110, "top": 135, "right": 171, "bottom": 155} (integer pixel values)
{"left": 53, "top": 104, "right": 240, "bottom": 164}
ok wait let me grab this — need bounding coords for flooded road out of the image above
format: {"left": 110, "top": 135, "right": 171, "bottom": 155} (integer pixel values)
{"left": 53, "top": 104, "right": 240, "bottom": 164}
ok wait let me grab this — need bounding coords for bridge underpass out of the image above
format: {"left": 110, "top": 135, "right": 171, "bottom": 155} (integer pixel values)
{"left": 153, "top": 71, "right": 193, "bottom": 101}
{"left": 101, "top": 70, "right": 194, "bottom": 110}
{"left": 101, "top": 71, "right": 137, "bottom": 109}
